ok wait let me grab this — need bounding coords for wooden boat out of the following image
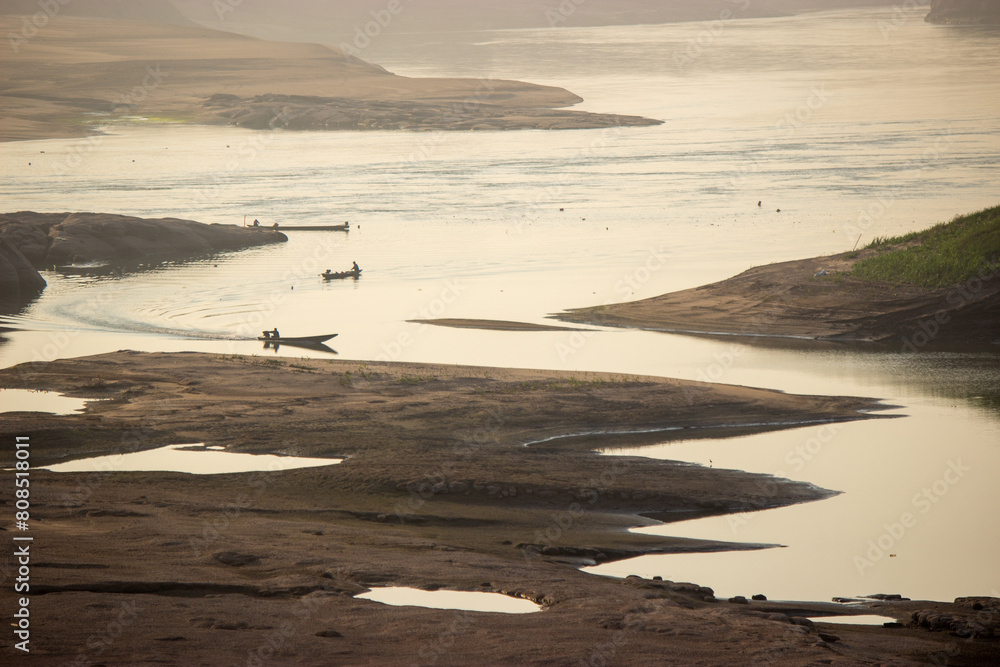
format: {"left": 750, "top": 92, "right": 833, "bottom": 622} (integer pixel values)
{"left": 272, "top": 223, "right": 350, "bottom": 232}
{"left": 320, "top": 268, "right": 361, "bottom": 280}
{"left": 256, "top": 333, "right": 338, "bottom": 344}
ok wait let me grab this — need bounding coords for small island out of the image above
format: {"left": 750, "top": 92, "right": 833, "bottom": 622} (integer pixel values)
{"left": 558, "top": 206, "right": 1000, "bottom": 348}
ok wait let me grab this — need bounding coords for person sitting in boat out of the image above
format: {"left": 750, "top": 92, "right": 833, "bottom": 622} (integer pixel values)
{"left": 352, "top": 261, "right": 360, "bottom": 272}
{"left": 271, "top": 328, "right": 280, "bottom": 339}
{"left": 262, "top": 330, "right": 271, "bottom": 339}
{"left": 253, "top": 219, "right": 260, "bottom": 227}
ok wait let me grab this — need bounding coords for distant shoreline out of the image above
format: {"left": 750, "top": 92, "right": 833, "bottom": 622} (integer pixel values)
{"left": 0, "top": 15, "right": 661, "bottom": 143}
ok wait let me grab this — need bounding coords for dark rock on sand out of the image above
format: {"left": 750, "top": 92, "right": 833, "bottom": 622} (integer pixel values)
{"left": 912, "top": 609, "right": 995, "bottom": 638}
{"left": 315, "top": 630, "right": 343, "bottom": 638}
{"left": 212, "top": 552, "right": 263, "bottom": 567}
{"left": 0, "top": 236, "right": 46, "bottom": 296}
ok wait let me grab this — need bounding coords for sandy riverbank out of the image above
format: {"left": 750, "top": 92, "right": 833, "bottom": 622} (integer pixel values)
{"left": 3, "top": 351, "right": 998, "bottom": 664}
{"left": 557, "top": 243, "right": 1000, "bottom": 348}
{"left": 0, "top": 15, "right": 660, "bottom": 142}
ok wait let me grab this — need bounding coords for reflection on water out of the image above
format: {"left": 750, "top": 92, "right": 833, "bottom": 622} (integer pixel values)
{"left": 0, "top": 8, "right": 998, "bottom": 602}
{"left": 356, "top": 587, "right": 541, "bottom": 614}
{"left": 40, "top": 444, "right": 343, "bottom": 475}
{"left": 0, "top": 388, "right": 90, "bottom": 415}
{"left": 586, "top": 404, "right": 1000, "bottom": 602}
{"left": 809, "top": 615, "right": 899, "bottom": 626}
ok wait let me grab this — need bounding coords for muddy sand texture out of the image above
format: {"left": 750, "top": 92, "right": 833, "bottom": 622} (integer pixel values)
{"left": 558, "top": 249, "right": 1000, "bottom": 346}
{"left": 0, "top": 211, "right": 286, "bottom": 266}
{"left": 0, "top": 16, "right": 660, "bottom": 142}
{"left": 3, "top": 352, "right": 998, "bottom": 664}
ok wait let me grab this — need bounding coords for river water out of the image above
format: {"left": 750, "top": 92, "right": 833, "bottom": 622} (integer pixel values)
{"left": 1, "top": 8, "right": 997, "bottom": 602}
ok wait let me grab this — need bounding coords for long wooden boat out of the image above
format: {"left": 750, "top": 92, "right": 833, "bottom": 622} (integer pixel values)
{"left": 256, "top": 333, "right": 338, "bottom": 344}
{"left": 320, "top": 268, "right": 361, "bottom": 280}
{"left": 271, "top": 224, "right": 350, "bottom": 232}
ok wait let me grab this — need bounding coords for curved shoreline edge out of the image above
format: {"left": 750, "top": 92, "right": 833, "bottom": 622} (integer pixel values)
{"left": 556, "top": 208, "right": 1000, "bottom": 349}
{"left": 2, "top": 354, "right": 997, "bottom": 662}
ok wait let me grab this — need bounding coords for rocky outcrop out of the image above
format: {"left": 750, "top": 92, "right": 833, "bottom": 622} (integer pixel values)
{"left": 0, "top": 237, "right": 47, "bottom": 297}
{"left": 0, "top": 212, "right": 287, "bottom": 267}
{"left": 926, "top": 0, "right": 1000, "bottom": 24}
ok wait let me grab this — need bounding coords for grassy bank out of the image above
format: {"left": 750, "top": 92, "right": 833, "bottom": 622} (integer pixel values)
{"left": 852, "top": 205, "right": 1000, "bottom": 288}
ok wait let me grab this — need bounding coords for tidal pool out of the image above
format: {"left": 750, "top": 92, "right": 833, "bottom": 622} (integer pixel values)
{"left": 809, "top": 615, "right": 899, "bottom": 626}
{"left": 0, "top": 388, "right": 91, "bottom": 415}
{"left": 356, "top": 587, "right": 541, "bottom": 614}
{"left": 40, "top": 444, "right": 343, "bottom": 475}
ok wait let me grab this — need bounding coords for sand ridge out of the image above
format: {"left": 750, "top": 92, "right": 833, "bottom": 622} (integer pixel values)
{"left": 0, "top": 15, "right": 661, "bottom": 142}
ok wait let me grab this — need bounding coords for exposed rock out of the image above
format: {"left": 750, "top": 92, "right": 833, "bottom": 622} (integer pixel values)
{"left": 0, "top": 212, "right": 287, "bottom": 267}
{"left": 926, "top": 0, "right": 1000, "bottom": 24}
{"left": 728, "top": 596, "right": 749, "bottom": 604}
{"left": 315, "top": 630, "right": 343, "bottom": 638}
{"left": 911, "top": 609, "right": 994, "bottom": 638}
{"left": 0, "top": 237, "right": 46, "bottom": 298}
{"left": 752, "top": 594, "right": 768, "bottom": 601}
{"left": 212, "top": 552, "right": 262, "bottom": 567}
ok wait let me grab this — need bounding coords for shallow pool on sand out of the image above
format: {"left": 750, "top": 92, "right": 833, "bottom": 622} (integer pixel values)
{"left": 356, "top": 587, "right": 542, "bottom": 614}
{"left": 39, "top": 444, "right": 343, "bottom": 475}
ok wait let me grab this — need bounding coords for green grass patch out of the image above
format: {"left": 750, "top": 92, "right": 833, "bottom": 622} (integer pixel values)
{"left": 851, "top": 205, "right": 1000, "bottom": 289}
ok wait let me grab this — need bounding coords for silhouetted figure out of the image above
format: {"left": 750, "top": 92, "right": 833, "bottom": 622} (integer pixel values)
{"left": 352, "top": 261, "right": 360, "bottom": 272}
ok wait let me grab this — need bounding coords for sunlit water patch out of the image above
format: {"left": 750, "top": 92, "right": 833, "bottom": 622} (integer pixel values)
{"left": 809, "top": 615, "right": 899, "bottom": 626}
{"left": 586, "top": 403, "right": 1000, "bottom": 603}
{"left": 40, "top": 444, "right": 342, "bottom": 475}
{"left": 356, "top": 587, "right": 541, "bottom": 614}
{"left": 0, "top": 389, "right": 91, "bottom": 415}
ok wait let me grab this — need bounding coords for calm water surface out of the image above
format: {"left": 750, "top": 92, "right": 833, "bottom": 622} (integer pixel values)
{"left": 1, "top": 8, "right": 997, "bottom": 602}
